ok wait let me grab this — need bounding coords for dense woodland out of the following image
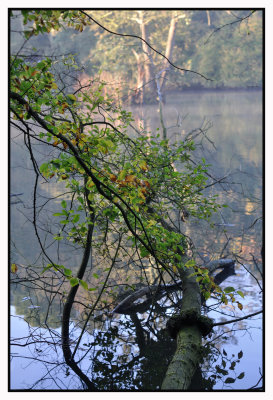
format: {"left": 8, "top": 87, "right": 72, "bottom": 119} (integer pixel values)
{"left": 11, "top": 9, "right": 263, "bottom": 97}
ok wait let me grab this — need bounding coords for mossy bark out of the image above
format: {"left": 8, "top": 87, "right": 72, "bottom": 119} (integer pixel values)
{"left": 161, "top": 266, "right": 203, "bottom": 390}
{"left": 162, "top": 259, "right": 234, "bottom": 390}
{"left": 161, "top": 325, "right": 202, "bottom": 390}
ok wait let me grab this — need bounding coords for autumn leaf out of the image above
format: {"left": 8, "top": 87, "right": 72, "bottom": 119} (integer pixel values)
{"left": 11, "top": 263, "right": 18, "bottom": 274}
{"left": 138, "top": 187, "right": 146, "bottom": 200}
{"left": 141, "top": 187, "right": 147, "bottom": 195}
{"left": 142, "top": 180, "right": 151, "bottom": 188}
{"left": 109, "top": 174, "right": 117, "bottom": 182}
{"left": 125, "top": 175, "right": 135, "bottom": 183}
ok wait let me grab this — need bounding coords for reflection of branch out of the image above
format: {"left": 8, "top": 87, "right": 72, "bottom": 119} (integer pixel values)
{"left": 235, "top": 255, "right": 263, "bottom": 292}
{"left": 61, "top": 210, "right": 96, "bottom": 390}
{"left": 213, "top": 309, "right": 262, "bottom": 327}
{"left": 74, "top": 235, "right": 122, "bottom": 362}
{"left": 248, "top": 374, "right": 263, "bottom": 390}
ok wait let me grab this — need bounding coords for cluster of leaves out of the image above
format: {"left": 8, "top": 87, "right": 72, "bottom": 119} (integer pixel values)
{"left": 189, "top": 265, "right": 244, "bottom": 310}
{"left": 211, "top": 349, "right": 245, "bottom": 387}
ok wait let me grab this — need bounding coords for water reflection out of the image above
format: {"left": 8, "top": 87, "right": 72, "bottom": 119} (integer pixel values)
{"left": 10, "top": 90, "right": 263, "bottom": 390}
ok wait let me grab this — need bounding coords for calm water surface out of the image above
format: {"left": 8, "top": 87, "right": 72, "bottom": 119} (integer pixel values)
{"left": 10, "top": 90, "right": 263, "bottom": 390}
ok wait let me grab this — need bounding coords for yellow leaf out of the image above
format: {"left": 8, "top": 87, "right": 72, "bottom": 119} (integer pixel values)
{"left": 138, "top": 188, "right": 146, "bottom": 200}
{"left": 86, "top": 178, "right": 95, "bottom": 188}
{"left": 139, "top": 160, "right": 148, "bottom": 171}
{"left": 172, "top": 265, "right": 178, "bottom": 273}
{"left": 11, "top": 263, "right": 18, "bottom": 274}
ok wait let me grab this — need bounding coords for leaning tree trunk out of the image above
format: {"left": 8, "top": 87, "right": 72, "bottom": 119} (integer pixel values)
{"left": 161, "top": 263, "right": 203, "bottom": 390}
{"left": 161, "top": 259, "right": 234, "bottom": 390}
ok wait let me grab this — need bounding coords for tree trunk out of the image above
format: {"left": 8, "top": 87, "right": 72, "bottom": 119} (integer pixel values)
{"left": 137, "top": 11, "right": 157, "bottom": 103}
{"left": 161, "top": 259, "right": 235, "bottom": 390}
{"left": 132, "top": 49, "right": 145, "bottom": 105}
{"left": 160, "top": 12, "right": 178, "bottom": 97}
{"left": 161, "top": 264, "right": 202, "bottom": 390}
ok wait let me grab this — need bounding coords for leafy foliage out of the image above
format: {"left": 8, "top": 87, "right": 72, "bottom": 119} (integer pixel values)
{"left": 9, "top": 9, "right": 249, "bottom": 308}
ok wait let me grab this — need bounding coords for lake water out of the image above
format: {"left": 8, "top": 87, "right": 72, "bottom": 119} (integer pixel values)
{"left": 10, "top": 89, "right": 263, "bottom": 390}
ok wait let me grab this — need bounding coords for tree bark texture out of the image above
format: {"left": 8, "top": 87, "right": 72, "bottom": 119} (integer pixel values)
{"left": 160, "top": 12, "right": 178, "bottom": 96}
{"left": 137, "top": 11, "right": 157, "bottom": 102}
{"left": 161, "top": 264, "right": 202, "bottom": 390}
{"left": 161, "top": 259, "right": 234, "bottom": 390}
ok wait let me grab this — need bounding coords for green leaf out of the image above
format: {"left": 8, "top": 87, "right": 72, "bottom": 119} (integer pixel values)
{"left": 72, "top": 214, "right": 80, "bottom": 223}
{"left": 42, "top": 264, "right": 53, "bottom": 274}
{"left": 185, "top": 259, "right": 195, "bottom": 268}
{"left": 237, "top": 290, "right": 245, "bottom": 298}
{"left": 70, "top": 277, "right": 79, "bottom": 287}
{"left": 66, "top": 94, "right": 77, "bottom": 104}
{"left": 93, "top": 273, "right": 99, "bottom": 279}
{"left": 140, "top": 246, "right": 150, "bottom": 258}
{"left": 237, "top": 372, "right": 245, "bottom": 379}
{"left": 61, "top": 200, "right": 67, "bottom": 208}
{"left": 64, "top": 268, "right": 72, "bottom": 277}
{"left": 80, "top": 279, "right": 88, "bottom": 290}
{"left": 40, "top": 162, "right": 48, "bottom": 173}
{"left": 54, "top": 235, "right": 63, "bottom": 240}
{"left": 224, "top": 286, "right": 235, "bottom": 293}
{"left": 203, "top": 291, "right": 211, "bottom": 300}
